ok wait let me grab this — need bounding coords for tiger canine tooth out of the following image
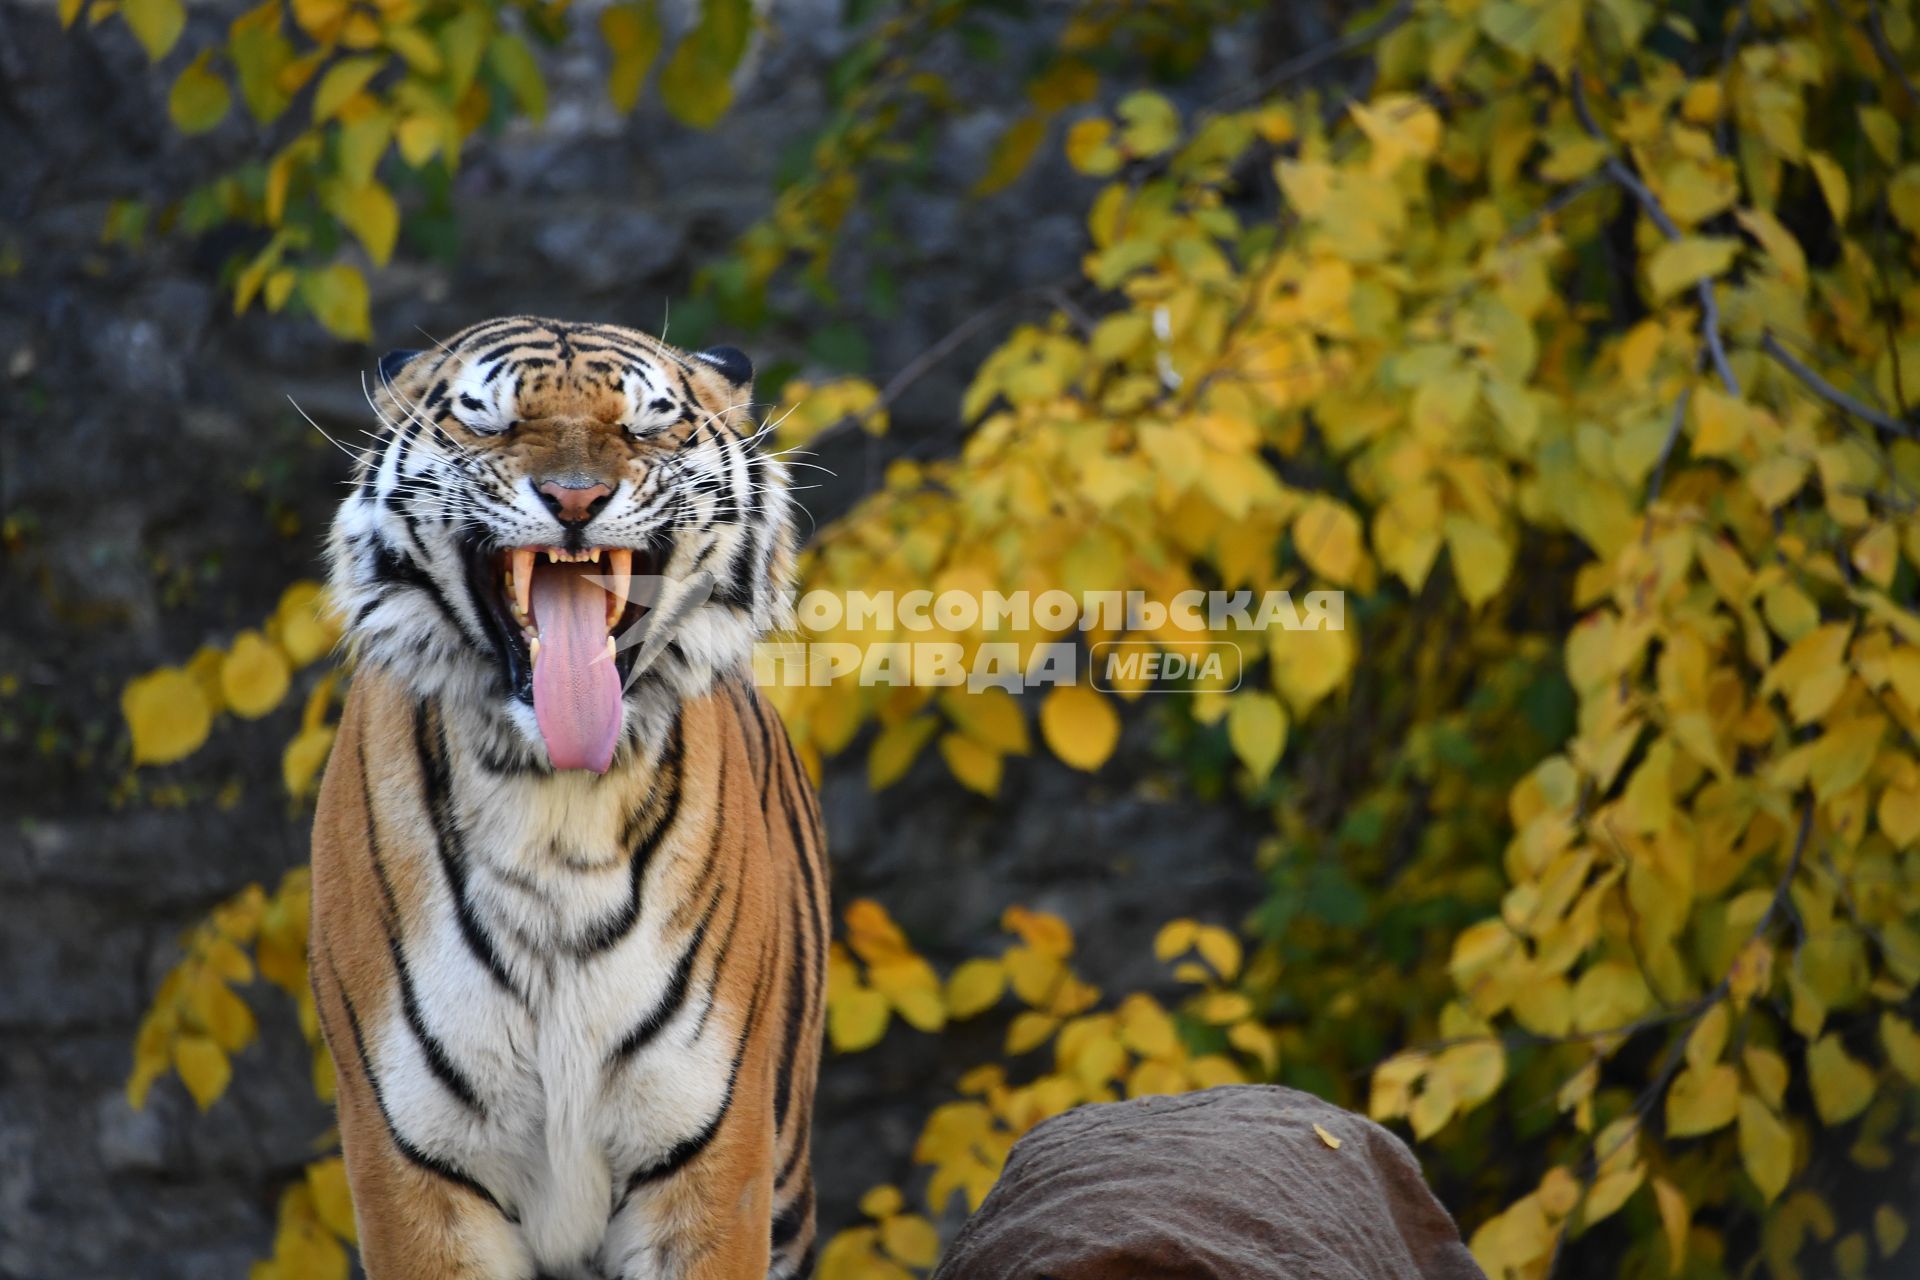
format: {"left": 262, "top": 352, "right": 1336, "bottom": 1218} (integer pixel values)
{"left": 528, "top": 635, "right": 541, "bottom": 663}
{"left": 511, "top": 548, "right": 534, "bottom": 619}
{"left": 606, "top": 548, "right": 633, "bottom": 628}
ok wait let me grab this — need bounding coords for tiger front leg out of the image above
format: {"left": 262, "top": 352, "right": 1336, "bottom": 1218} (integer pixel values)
{"left": 316, "top": 966, "right": 532, "bottom": 1280}
{"left": 600, "top": 1106, "right": 778, "bottom": 1280}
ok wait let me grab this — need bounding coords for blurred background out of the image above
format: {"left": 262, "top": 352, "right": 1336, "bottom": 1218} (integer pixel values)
{"left": 1, "top": 1, "right": 1301, "bottom": 1271}
{"left": 5, "top": 0, "right": 1920, "bottom": 1276}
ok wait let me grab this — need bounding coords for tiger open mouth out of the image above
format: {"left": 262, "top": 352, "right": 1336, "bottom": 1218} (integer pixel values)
{"left": 466, "top": 541, "right": 663, "bottom": 772}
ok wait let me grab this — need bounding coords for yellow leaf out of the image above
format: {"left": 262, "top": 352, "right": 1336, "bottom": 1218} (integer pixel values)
{"left": 1313, "top": 1122, "right": 1342, "bottom": 1150}
{"left": 123, "top": 667, "right": 214, "bottom": 766}
{"left": 868, "top": 716, "right": 938, "bottom": 789}
{"left": 1807, "top": 152, "right": 1849, "bottom": 226}
{"left": 1005, "top": 1011, "right": 1058, "bottom": 1055}
{"left": 396, "top": 113, "right": 442, "bottom": 167}
{"left": 1686, "top": 1003, "right": 1729, "bottom": 1073}
{"left": 1572, "top": 961, "right": 1652, "bottom": 1034}
{"left": 883, "top": 981, "right": 946, "bottom": 1033}
{"left": 1666, "top": 1063, "right": 1739, "bottom": 1137}
{"left": 122, "top": 0, "right": 185, "bottom": 60}
{"left": 600, "top": 0, "right": 662, "bottom": 113}
{"left": 1734, "top": 208, "right": 1806, "bottom": 288}
{"left": 1293, "top": 497, "right": 1365, "bottom": 586}
{"left": 1876, "top": 1205, "right": 1908, "bottom": 1258}
{"left": 1692, "top": 387, "right": 1764, "bottom": 457}
{"left": 973, "top": 115, "right": 1044, "bottom": 197}
{"left": 829, "top": 987, "right": 890, "bottom": 1053}
{"left": 1806, "top": 1034, "right": 1876, "bottom": 1125}
{"left": 1739, "top": 1093, "right": 1793, "bottom": 1203}
{"left": 1653, "top": 1177, "right": 1689, "bottom": 1275}
{"left": 945, "top": 959, "right": 1005, "bottom": 1019}
{"left": 1585, "top": 1167, "right": 1644, "bottom": 1226}
{"left": 1436, "top": 1039, "right": 1506, "bottom": 1107}
{"left": 1001, "top": 905, "right": 1074, "bottom": 958}
{"left": 1193, "top": 925, "right": 1241, "bottom": 982}
{"left": 1860, "top": 108, "right": 1900, "bottom": 166}
{"left": 1116, "top": 90, "right": 1179, "bottom": 157}
{"left": 1228, "top": 1021, "right": 1279, "bottom": 1073}
{"left": 1002, "top": 944, "right": 1061, "bottom": 1007}
{"left": 859, "top": 1184, "right": 904, "bottom": 1219}
{"left": 1878, "top": 776, "right": 1920, "bottom": 848}
{"left": 279, "top": 725, "right": 335, "bottom": 802}
{"left": 169, "top": 52, "right": 231, "bottom": 134}
{"left": 1762, "top": 623, "right": 1852, "bottom": 725}
{"left": 1882, "top": 1013, "right": 1920, "bottom": 1084}
{"left": 1127, "top": 1058, "right": 1187, "bottom": 1099}
{"left": 938, "top": 732, "right": 1002, "bottom": 797}
{"left": 1851, "top": 524, "right": 1898, "bottom": 589}
{"left": 311, "top": 56, "right": 382, "bottom": 123}
{"left": 941, "top": 687, "right": 1030, "bottom": 754}
{"left": 880, "top": 1214, "right": 939, "bottom": 1268}
{"left": 171, "top": 1033, "right": 231, "bottom": 1111}
{"left": 1065, "top": 118, "right": 1121, "bottom": 176}
{"left": 1117, "top": 993, "right": 1178, "bottom": 1058}
{"left": 1646, "top": 236, "right": 1740, "bottom": 302}
{"left": 1190, "top": 990, "right": 1253, "bottom": 1024}
{"left": 1039, "top": 684, "right": 1120, "bottom": 771}
{"left": 1154, "top": 919, "right": 1198, "bottom": 963}
{"left": 1444, "top": 516, "right": 1513, "bottom": 607}
{"left": 1351, "top": 93, "right": 1441, "bottom": 176}
{"left": 305, "top": 1157, "right": 356, "bottom": 1241}
{"left": 486, "top": 33, "right": 547, "bottom": 123}
{"left": 300, "top": 263, "right": 372, "bottom": 342}
{"left": 328, "top": 180, "right": 399, "bottom": 267}
{"left": 1409, "top": 1072, "right": 1457, "bottom": 1139}
{"left": 222, "top": 631, "right": 292, "bottom": 719}
{"left": 1226, "top": 692, "right": 1287, "bottom": 783}
{"left": 275, "top": 581, "right": 342, "bottom": 667}
{"left": 199, "top": 976, "right": 257, "bottom": 1052}
{"left": 385, "top": 25, "right": 443, "bottom": 75}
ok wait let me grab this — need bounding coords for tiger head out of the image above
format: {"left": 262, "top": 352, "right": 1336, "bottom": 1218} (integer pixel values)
{"left": 327, "top": 316, "right": 796, "bottom": 774}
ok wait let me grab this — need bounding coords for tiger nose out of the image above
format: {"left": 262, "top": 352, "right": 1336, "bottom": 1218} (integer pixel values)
{"left": 537, "top": 480, "right": 613, "bottom": 525}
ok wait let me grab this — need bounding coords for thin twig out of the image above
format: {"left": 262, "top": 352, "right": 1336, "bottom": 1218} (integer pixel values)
{"left": 1645, "top": 382, "right": 1695, "bottom": 506}
{"left": 1760, "top": 331, "right": 1915, "bottom": 438}
{"left": 801, "top": 281, "right": 1071, "bottom": 451}
{"left": 1569, "top": 75, "right": 1741, "bottom": 398}
{"left": 1502, "top": 173, "right": 1606, "bottom": 248}
{"left": 878, "top": 294, "right": 1024, "bottom": 410}
{"left": 1844, "top": 0, "right": 1920, "bottom": 111}
{"left": 1214, "top": 0, "right": 1415, "bottom": 111}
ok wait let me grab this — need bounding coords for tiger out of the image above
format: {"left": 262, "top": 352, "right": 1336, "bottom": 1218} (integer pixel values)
{"left": 308, "top": 316, "right": 829, "bottom": 1280}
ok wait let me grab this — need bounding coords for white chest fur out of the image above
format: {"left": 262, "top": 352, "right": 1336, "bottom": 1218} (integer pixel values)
{"left": 371, "top": 762, "right": 735, "bottom": 1277}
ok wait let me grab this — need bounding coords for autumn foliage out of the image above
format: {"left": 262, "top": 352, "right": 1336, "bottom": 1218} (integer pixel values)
{"left": 99, "top": 0, "right": 1920, "bottom": 1276}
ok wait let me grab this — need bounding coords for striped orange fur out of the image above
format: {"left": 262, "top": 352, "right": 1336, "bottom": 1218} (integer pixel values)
{"left": 310, "top": 319, "right": 827, "bottom": 1279}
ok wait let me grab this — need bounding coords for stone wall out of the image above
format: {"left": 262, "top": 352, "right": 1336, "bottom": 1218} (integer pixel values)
{"left": 0, "top": 2, "right": 1284, "bottom": 1273}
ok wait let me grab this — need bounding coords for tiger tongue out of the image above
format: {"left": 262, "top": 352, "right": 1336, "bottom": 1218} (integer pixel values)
{"left": 529, "top": 560, "right": 622, "bottom": 773}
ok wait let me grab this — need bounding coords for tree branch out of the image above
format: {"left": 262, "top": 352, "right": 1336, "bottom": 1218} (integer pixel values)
{"left": 1760, "top": 331, "right": 1915, "bottom": 438}
{"left": 1569, "top": 75, "right": 1741, "bottom": 398}
{"left": 1645, "top": 382, "right": 1695, "bottom": 506}
{"left": 1216, "top": 0, "right": 1414, "bottom": 111}
{"left": 1839, "top": 0, "right": 1920, "bottom": 112}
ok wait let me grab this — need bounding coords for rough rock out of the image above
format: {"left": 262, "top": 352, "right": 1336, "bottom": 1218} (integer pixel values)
{"left": 932, "top": 1086, "right": 1486, "bottom": 1280}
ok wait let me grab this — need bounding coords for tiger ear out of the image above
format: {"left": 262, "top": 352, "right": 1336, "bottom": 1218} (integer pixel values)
{"left": 378, "top": 348, "right": 426, "bottom": 384}
{"left": 691, "top": 345, "right": 753, "bottom": 388}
